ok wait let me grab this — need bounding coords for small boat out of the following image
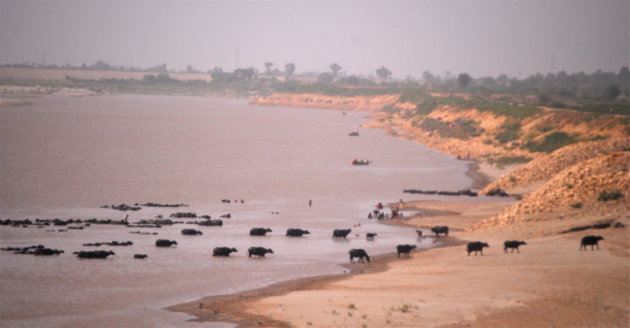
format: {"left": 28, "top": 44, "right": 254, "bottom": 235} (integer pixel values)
{"left": 351, "top": 159, "right": 370, "bottom": 165}
{"left": 348, "top": 130, "right": 359, "bottom": 136}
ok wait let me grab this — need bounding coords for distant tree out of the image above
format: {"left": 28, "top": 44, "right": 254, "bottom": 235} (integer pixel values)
{"left": 329, "top": 63, "right": 342, "bottom": 79}
{"left": 186, "top": 65, "right": 200, "bottom": 74}
{"left": 284, "top": 63, "right": 296, "bottom": 76}
{"left": 604, "top": 85, "right": 620, "bottom": 100}
{"left": 264, "top": 62, "right": 273, "bottom": 75}
{"left": 457, "top": 73, "right": 472, "bottom": 89}
{"left": 422, "top": 71, "right": 434, "bottom": 82}
{"left": 318, "top": 72, "right": 334, "bottom": 84}
{"left": 376, "top": 66, "right": 392, "bottom": 80}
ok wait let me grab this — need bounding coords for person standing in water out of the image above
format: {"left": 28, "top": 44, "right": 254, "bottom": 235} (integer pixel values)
{"left": 309, "top": 199, "right": 312, "bottom": 207}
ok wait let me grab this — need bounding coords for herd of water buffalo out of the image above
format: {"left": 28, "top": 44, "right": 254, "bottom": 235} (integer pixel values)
{"left": 0, "top": 221, "right": 607, "bottom": 262}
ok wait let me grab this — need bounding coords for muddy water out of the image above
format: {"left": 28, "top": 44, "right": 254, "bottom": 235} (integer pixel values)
{"left": 0, "top": 95, "right": 472, "bottom": 327}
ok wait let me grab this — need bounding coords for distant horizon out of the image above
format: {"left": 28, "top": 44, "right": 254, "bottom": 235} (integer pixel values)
{"left": 2, "top": 60, "right": 629, "bottom": 81}
{"left": 1, "top": 1, "right": 628, "bottom": 79}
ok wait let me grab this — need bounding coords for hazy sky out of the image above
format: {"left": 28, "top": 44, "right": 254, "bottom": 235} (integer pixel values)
{"left": 1, "top": 0, "right": 628, "bottom": 78}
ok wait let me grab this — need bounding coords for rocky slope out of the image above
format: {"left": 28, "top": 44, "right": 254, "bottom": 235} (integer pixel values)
{"left": 471, "top": 151, "right": 629, "bottom": 232}
{"left": 482, "top": 138, "right": 630, "bottom": 194}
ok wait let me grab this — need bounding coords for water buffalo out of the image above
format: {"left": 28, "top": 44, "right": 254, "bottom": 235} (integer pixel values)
{"left": 33, "top": 247, "right": 64, "bottom": 256}
{"left": 155, "top": 239, "right": 178, "bottom": 247}
{"left": 286, "top": 228, "right": 310, "bottom": 237}
{"left": 504, "top": 240, "right": 527, "bottom": 253}
{"left": 250, "top": 228, "right": 272, "bottom": 236}
{"left": 397, "top": 244, "right": 417, "bottom": 258}
{"left": 134, "top": 254, "right": 148, "bottom": 259}
{"left": 580, "top": 235, "right": 604, "bottom": 251}
{"left": 431, "top": 226, "right": 449, "bottom": 237}
{"left": 333, "top": 229, "right": 352, "bottom": 239}
{"left": 213, "top": 247, "right": 238, "bottom": 257}
{"left": 74, "top": 250, "right": 115, "bottom": 259}
{"left": 349, "top": 248, "right": 370, "bottom": 263}
{"left": 467, "top": 242, "right": 489, "bottom": 256}
{"left": 248, "top": 247, "right": 274, "bottom": 257}
{"left": 366, "top": 233, "right": 377, "bottom": 241}
{"left": 198, "top": 219, "right": 223, "bottom": 226}
{"left": 181, "top": 229, "right": 203, "bottom": 235}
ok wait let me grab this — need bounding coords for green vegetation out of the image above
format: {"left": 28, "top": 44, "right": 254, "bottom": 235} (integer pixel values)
{"left": 571, "top": 203, "right": 583, "bottom": 209}
{"left": 486, "top": 155, "right": 532, "bottom": 168}
{"left": 418, "top": 117, "right": 481, "bottom": 140}
{"left": 495, "top": 121, "right": 522, "bottom": 144}
{"left": 524, "top": 131, "right": 578, "bottom": 153}
{"left": 597, "top": 190, "right": 623, "bottom": 202}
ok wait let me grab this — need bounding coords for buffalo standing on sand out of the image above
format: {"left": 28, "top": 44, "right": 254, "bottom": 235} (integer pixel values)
{"left": 248, "top": 247, "right": 274, "bottom": 257}
{"left": 155, "top": 239, "right": 178, "bottom": 247}
{"left": 286, "top": 228, "right": 310, "bottom": 237}
{"left": 467, "top": 242, "right": 489, "bottom": 256}
{"left": 349, "top": 249, "right": 370, "bottom": 263}
{"left": 213, "top": 247, "right": 238, "bottom": 257}
{"left": 431, "top": 226, "right": 449, "bottom": 237}
{"left": 504, "top": 240, "right": 527, "bottom": 253}
{"left": 332, "top": 229, "right": 352, "bottom": 239}
{"left": 396, "top": 244, "right": 417, "bottom": 258}
{"left": 250, "top": 228, "right": 272, "bottom": 236}
{"left": 580, "top": 235, "right": 604, "bottom": 251}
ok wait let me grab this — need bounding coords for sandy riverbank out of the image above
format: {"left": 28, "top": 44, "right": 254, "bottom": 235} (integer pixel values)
{"left": 169, "top": 181, "right": 628, "bottom": 328}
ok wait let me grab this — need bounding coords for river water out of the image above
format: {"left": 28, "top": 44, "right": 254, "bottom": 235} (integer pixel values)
{"left": 0, "top": 95, "right": 472, "bottom": 327}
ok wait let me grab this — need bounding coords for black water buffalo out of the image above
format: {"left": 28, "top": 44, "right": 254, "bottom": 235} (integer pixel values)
{"left": 467, "top": 242, "right": 489, "bottom": 256}
{"left": 349, "top": 248, "right": 370, "bottom": 263}
{"left": 397, "top": 244, "right": 417, "bottom": 258}
{"left": 248, "top": 247, "right": 274, "bottom": 257}
{"left": 504, "top": 240, "right": 527, "bottom": 253}
{"left": 155, "top": 239, "right": 178, "bottom": 247}
{"left": 134, "top": 254, "right": 148, "bottom": 259}
{"left": 250, "top": 228, "right": 272, "bottom": 236}
{"left": 366, "top": 233, "right": 377, "bottom": 241}
{"left": 333, "top": 229, "right": 352, "bottom": 239}
{"left": 198, "top": 219, "right": 223, "bottom": 226}
{"left": 33, "top": 247, "right": 64, "bottom": 256}
{"left": 181, "top": 229, "right": 203, "bottom": 235}
{"left": 431, "top": 226, "right": 449, "bottom": 237}
{"left": 213, "top": 247, "right": 238, "bottom": 257}
{"left": 580, "top": 235, "right": 604, "bottom": 251}
{"left": 286, "top": 228, "right": 310, "bottom": 237}
{"left": 74, "top": 250, "right": 115, "bottom": 259}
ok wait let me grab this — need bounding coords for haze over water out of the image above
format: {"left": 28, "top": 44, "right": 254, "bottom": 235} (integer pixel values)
{"left": 0, "top": 95, "right": 472, "bottom": 327}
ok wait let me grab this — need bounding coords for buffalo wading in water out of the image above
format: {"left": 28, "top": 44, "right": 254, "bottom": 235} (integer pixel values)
{"left": 431, "top": 226, "right": 449, "bottom": 237}
{"left": 248, "top": 247, "right": 274, "bottom": 257}
{"left": 155, "top": 239, "right": 178, "bottom": 247}
{"left": 366, "top": 233, "right": 377, "bottom": 241}
{"left": 74, "top": 250, "right": 115, "bottom": 259}
{"left": 250, "top": 227, "right": 272, "bottom": 236}
{"left": 213, "top": 247, "right": 238, "bottom": 257}
{"left": 349, "top": 248, "right": 370, "bottom": 263}
{"left": 396, "top": 244, "right": 417, "bottom": 258}
{"left": 286, "top": 228, "right": 310, "bottom": 237}
{"left": 332, "top": 229, "right": 352, "bottom": 239}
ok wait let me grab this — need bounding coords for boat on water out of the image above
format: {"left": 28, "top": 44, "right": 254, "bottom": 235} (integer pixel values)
{"left": 351, "top": 159, "right": 371, "bottom": 165}
{"left": 348, "top": 130, "right": 359, "bottom": 136}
